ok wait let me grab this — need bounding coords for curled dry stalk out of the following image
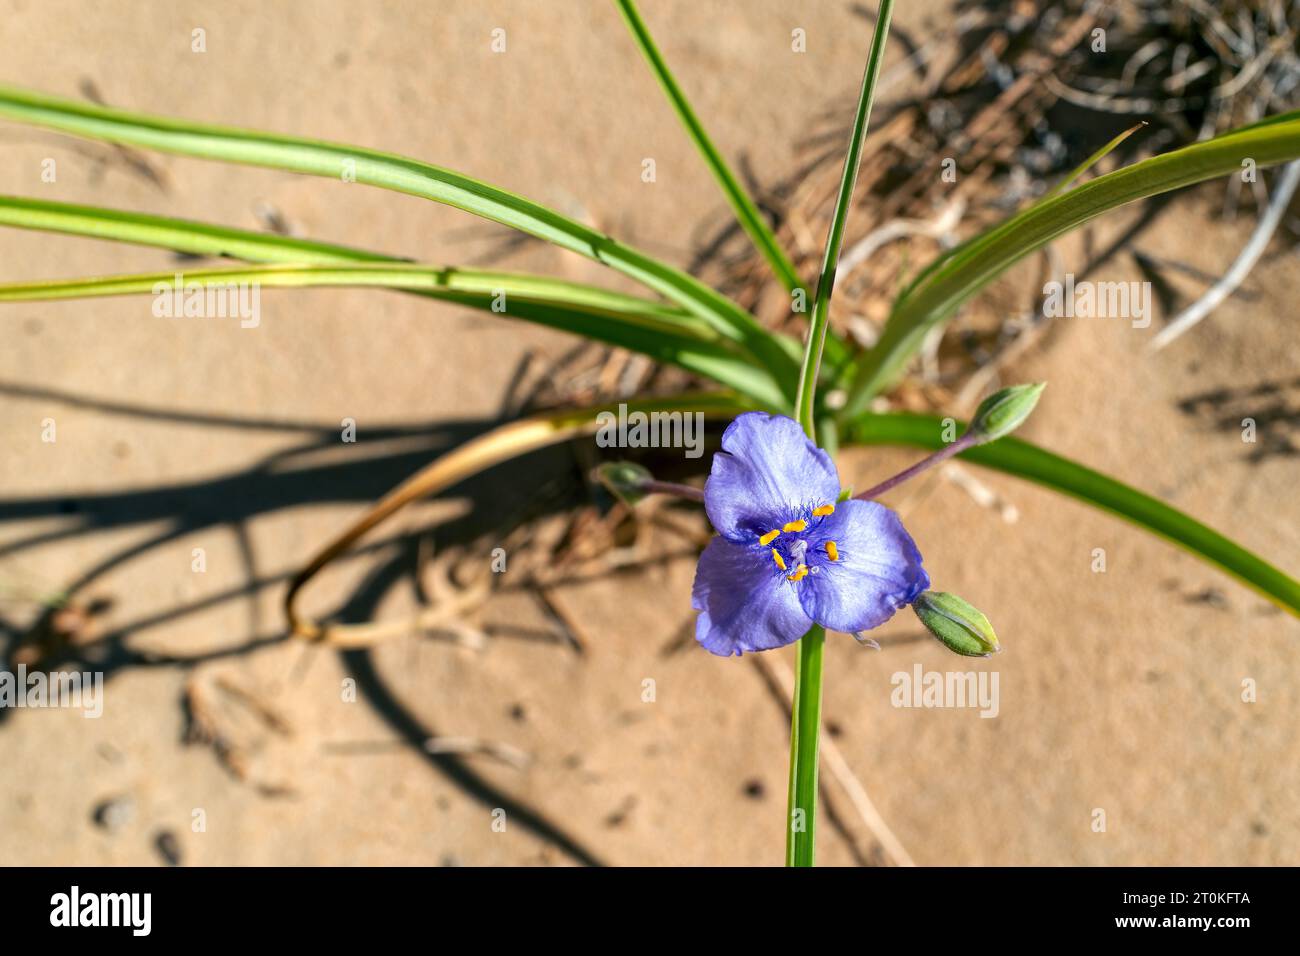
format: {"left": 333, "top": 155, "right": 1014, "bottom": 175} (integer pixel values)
{"left": 283, "top": 394, "right": 751, "bottom": 646}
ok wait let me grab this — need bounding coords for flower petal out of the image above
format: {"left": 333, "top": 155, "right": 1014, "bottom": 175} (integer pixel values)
{"left": 797, "top": 499, "right": 929, "bottom": 634}
{"left": 704, "top": 412, "right": 841, "bottom": 541}
{"left": 692, "top": 536, "right": 813, "bottom": 656}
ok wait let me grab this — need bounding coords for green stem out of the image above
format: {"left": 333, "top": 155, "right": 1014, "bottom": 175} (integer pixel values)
{"left": 785, "top": 625, "right": 825, "bottom": 866}
{"left": 793, "top": 0, "right": 894, "bottom": 435}
{"left": 785, "top": 0, "right": 893, "bottom": 868}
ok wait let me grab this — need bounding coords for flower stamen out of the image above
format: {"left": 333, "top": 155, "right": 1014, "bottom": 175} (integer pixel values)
{"left": 786, "top": 564, "right": 809, "bottom": 582}
{"left": 825, "top": 541, "right": 839, "bottom": 561}
{"left": 812, "top": 504, "right": 835, "bottom": 516}
{"left": 771, "top": 549, "right": 787, "bottom": 571}
{"left": 782, "top": 519, "right": 807, "bottom": 533}
{"left": 759, "top": 529, "right": 781, "bottom": 546}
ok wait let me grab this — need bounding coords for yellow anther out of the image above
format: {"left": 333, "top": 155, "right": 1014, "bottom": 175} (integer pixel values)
{"left": 782, "top": 519, "right": 807, "bottom": 533}
{"left": 759, "top": 529, "right": 781, "bottom": 546}
{"left": 812, "top": 504, "right": 835, "bottom": 517}
{"left": 771, "top": 549, "right": 786, "bottom": 571}
{"left": 786, "top": 564, "right": 809, "bottom": 582}
{"left": 825, "top": 541, "right": 839, "bottom": 561}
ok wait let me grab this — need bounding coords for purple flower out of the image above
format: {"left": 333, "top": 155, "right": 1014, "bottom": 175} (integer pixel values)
{"left": 692, "top": 412, "right": 929, "bottom": 657}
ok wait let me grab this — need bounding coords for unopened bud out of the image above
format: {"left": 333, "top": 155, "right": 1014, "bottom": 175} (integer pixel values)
{"left": 912, "top": 590, "right": 1000, "bottom": 657}
{"left": 595, "top": 461, "right": 652, "bottom": 507}
{"left": 967, "top": 382, "right": 1045, "bottom": 443}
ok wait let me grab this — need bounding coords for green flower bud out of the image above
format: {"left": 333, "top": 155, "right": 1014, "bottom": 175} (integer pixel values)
{"left": 912, "top": 590, "right": 1000, "bottom": 657}
{"left": 967, "top": 382, "right": 1045, "bottom": 443}
{"left": 594, "top": 461, "right": 653, "bottom": 507}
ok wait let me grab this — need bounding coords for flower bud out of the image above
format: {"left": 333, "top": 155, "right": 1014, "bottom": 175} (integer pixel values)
{"left": 594, "top": 461, "right": 653, "bottom": 507}
{"left": 912, "top": 590, "right": 999, "bottom": 657}
{"left": 967, "top": 382, "right": 1045, "bottom": 443}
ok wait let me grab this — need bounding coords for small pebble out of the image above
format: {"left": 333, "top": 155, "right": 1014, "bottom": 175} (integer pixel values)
{"left": 154, "top": 830, "right": 182, "bottom": 866}
{"left": 92, "top": 796, "right": 135, "bottom": 831}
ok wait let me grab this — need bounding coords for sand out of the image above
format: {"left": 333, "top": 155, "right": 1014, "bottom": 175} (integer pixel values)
{"left": 0, "top": 0, "right": 1296, "bottom": 866}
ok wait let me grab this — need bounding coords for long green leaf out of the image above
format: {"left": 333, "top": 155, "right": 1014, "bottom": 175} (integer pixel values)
{"left": 0, "top": 84, "right": 799, "bottom": 394}
{"left": 1042, "top": 121, "right": 1146, "bottom": 201}
{"left": 0, "top": 194, "right": 398, "bottom": 265}
{"left": 0, "top": 195, "right": 790, "bottom": 406}
{"left": 0, "top": 196, "right": 710, "bottom": 336}
{"left": 0, "top": 263, "right": 788, "bottom": 408}
{"left": 845, "top": 412, "right": 1300, "bottom": 616}
{"left": 843, "top": 111, "right": 1300, "bottom": 415}
{"left": 615, "top": 0, "right": 806, "bottom": 298}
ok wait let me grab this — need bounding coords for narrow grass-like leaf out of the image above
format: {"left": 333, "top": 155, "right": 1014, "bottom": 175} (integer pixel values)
{"left": 0, "top": 194, "right": 705, "bottom": 337}
{"left": 0, "top": 194, "right": 398, "bottom": 264}
{"left": 843, "top": 111, "right": 1300, "bottom": 415}
{"left": 0, "top": 194, "right": 852, "bottom": 409}
{"left": 844, "top": 412, "right": 1300, "bottom": 616}
{"left": 0, "top": 196, "right": 793, "bottom": 406}
{"left": 615, "top": 0, "right": 806, "bottom": 298}
{"left": 788, "top": 0, "right": 893, "bottom": 871}
{"left": 1042, "top": 122, "right": 1147, "bottom": 200}
{"left": 0, "top": 264, "right": 789, "bottom": 407}
{"left": 0, "top": 84, "right": 799, "bottom": 392}
{"left": 794, "top": 0, "right": 893, "bottom": 437}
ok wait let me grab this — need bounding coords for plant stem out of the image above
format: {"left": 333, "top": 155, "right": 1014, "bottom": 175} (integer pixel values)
{"left": 793, "top": 0, "right": 895, "bottom": 435}
{"left": 854, "top": 431, "right": 978, "bottom": 500}
{"left": 785, "top": 624, "right": 825, "bottom": 866}
{"left": 785, "top": 0, "right": 893, "bottom": 869}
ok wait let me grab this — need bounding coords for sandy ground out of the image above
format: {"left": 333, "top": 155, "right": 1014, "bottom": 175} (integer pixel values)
{"left": 0, "top": 0, "right": 1297, "bottom": 866}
